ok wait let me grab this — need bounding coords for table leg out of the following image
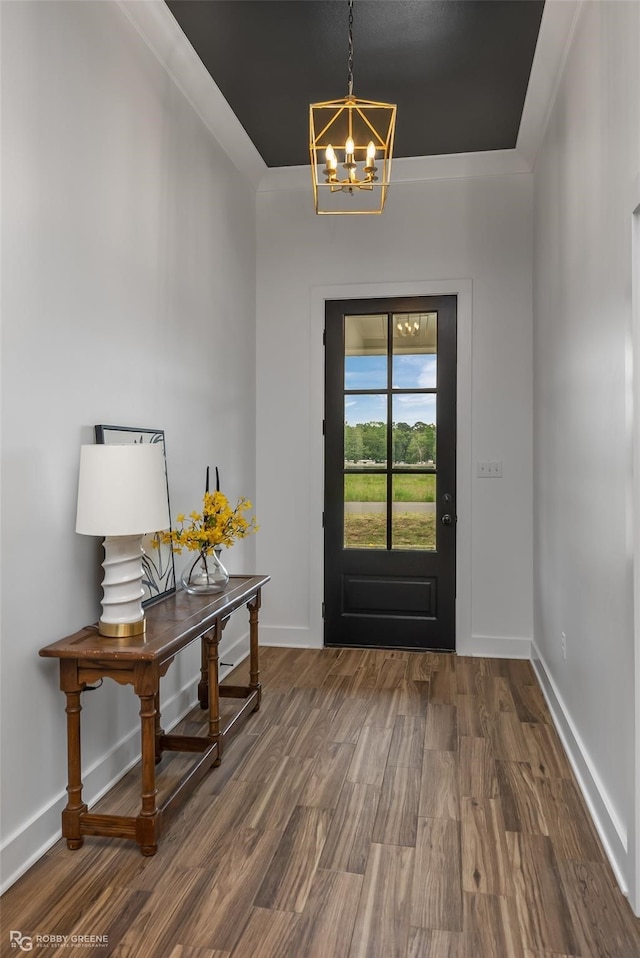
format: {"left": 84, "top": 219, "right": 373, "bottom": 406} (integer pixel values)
{"left": 248, "top": 589, "right": 262, "bottom": 710}
{"left": 135, "top": 664, "right": 159, "bottom": 855}
{"left": 198, "top": 637, "right": 209, "bottom": 709}
{"left": 60, "top": 660, "right": 88, "bottom": 849}
{"left": 154, "top": 691, "right": 164, "bottom": 764}
{"left": 207, "top": 621, "right": 221, "bottom": 765}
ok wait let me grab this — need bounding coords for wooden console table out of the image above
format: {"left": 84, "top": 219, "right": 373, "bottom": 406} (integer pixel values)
{"left": 39, "top": 574, "right": 269, "bottom": 856}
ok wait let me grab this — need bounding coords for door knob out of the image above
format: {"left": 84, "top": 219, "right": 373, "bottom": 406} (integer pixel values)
{"left": 441, "top": 514, "right": 453, "bottom": 525}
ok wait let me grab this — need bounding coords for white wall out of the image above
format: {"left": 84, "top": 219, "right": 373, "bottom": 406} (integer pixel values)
{"left": 0, "top": 0, "right": 257, "bottom": 890}
{"left": 532, "top": 0, "right": 640, "bottom": 909}
{"left": 256, "top": 174, "right": 534, "bottom": 657}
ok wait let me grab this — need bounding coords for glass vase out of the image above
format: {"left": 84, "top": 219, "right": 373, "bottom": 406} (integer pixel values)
{"left": 181, "top": 547, "right": 229, "bottom": 595}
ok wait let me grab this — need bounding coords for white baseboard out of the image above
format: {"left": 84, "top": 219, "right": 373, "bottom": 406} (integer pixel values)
{"left": 531, "top": 640, "right": 629, "bottom": 898}
{"left": 461, "top": 634, "right": 532, "bottom": 659}
{"left": 261, "top": 626, "right": 532, "bottom": 658}
{"left": 260, "top": 625, "right": 323, "bottom": 649}
{"left": 0, "top": 631, "right": 250, "bottom": 895}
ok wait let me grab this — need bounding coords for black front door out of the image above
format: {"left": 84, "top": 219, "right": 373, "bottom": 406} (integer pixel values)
{"left": 324, "top": 295, "right": 457, "bottom": 650}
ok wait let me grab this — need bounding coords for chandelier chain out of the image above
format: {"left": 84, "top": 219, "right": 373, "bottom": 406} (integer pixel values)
{"left": 347, "top": 0, "right": 354, "bottom": 97}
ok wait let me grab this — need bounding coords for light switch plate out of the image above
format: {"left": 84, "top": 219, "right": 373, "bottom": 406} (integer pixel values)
{"left": 477, "top": 460, "right": 503, "bottom": 478}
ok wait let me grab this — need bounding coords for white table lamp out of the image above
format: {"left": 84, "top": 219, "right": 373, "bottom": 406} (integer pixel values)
{"left": 76, "top": 443, "right": 170, "bottom": 637}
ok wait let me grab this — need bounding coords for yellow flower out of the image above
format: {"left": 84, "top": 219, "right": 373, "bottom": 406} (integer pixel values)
{"left": 155, "top": 490, "right": 258, "bottom": 556}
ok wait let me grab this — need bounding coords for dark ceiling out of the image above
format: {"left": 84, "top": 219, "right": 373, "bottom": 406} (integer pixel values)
{"left": 165, "top": 0, "right": 545, "bottom": 168}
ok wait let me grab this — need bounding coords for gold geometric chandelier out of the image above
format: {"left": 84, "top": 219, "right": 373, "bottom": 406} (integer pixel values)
{"left": 309, "top": 0, "right": 397, "bottom": 215}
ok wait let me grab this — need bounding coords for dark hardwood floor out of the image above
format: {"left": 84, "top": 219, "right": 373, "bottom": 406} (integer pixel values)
{"left": 2, "top": 647, "right": 640, "bottom": 957}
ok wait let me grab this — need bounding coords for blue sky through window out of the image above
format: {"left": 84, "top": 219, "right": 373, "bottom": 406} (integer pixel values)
{"left": 345, "top": 355, "right": 437, "bottom": 426}
{"left": 344, "top": 355, "right": 387, "bottom": 390}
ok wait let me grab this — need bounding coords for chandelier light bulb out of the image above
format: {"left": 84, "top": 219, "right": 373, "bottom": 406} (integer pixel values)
{"left": 367, "top": 141, "right": 376, "bottom": 163}
{"left": 345, "top": 136, "right": 355, "bottom": 161}
{"left": 326, "top": 144, "right": 337, "bottom": 170}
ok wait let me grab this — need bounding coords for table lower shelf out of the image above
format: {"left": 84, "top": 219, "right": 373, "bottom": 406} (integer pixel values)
{"left": 72, "top": 683, "right": 260, "bottom": 855}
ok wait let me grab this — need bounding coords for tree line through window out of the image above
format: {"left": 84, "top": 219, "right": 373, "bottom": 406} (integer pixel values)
{"left": 344, "top": 420, "right": 436, "bottom": 465}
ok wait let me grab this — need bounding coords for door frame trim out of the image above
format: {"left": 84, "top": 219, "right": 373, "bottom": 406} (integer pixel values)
{"left": 309, "top": 278, "right": 473, "bottom": 653}
{"left": 631, "top": 197, "right": 640, "bottom": 914}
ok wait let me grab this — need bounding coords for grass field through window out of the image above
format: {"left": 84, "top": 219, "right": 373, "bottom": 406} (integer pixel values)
{"left": 344, "top": 473, "right": 436, "bottom": 502}
{"left": 343, "top": 474, "right": 436, "bottom": 548}
{"left": 344, "top": 513, "right": 436, "bottom": 550}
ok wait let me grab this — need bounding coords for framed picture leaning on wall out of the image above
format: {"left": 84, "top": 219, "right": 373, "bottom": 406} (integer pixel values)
{"left": 94, "top": 424, "right": 176, "bottom": 606}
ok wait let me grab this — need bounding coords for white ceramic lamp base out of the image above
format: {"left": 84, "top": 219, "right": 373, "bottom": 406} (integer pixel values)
{"left": 99, "top": 534, "right": 146, "bottom": 637}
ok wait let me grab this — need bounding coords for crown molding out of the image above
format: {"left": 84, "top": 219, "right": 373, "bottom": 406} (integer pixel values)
{"left": 516, "top": 0, "right": 584, "bottom": 170}
{"left": 256, "top": 149, "right": 532, "bottom": 194}
{"left": 118, "top": 0, "right": 580, "bottom": 193}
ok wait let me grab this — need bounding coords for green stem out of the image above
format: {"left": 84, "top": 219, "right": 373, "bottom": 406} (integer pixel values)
{"left": 186, "top": 549, "right": 209, "bottom": 583}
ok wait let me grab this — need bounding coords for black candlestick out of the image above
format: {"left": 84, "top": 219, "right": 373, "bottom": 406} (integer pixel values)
{"left": 216, "top": 466, "right": 220, "bottom": 492}
{"left": 205, "top": 466, "right": 210, "bottom": 494}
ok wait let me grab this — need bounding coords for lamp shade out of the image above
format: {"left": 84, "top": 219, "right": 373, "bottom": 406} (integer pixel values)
{"left": 76, "top": 443, "right": 170, "bottom": 536}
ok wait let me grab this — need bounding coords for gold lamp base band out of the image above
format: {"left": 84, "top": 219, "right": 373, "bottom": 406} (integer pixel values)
{"left": 98, "top": 618, "right": 146, "bottom": 638}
